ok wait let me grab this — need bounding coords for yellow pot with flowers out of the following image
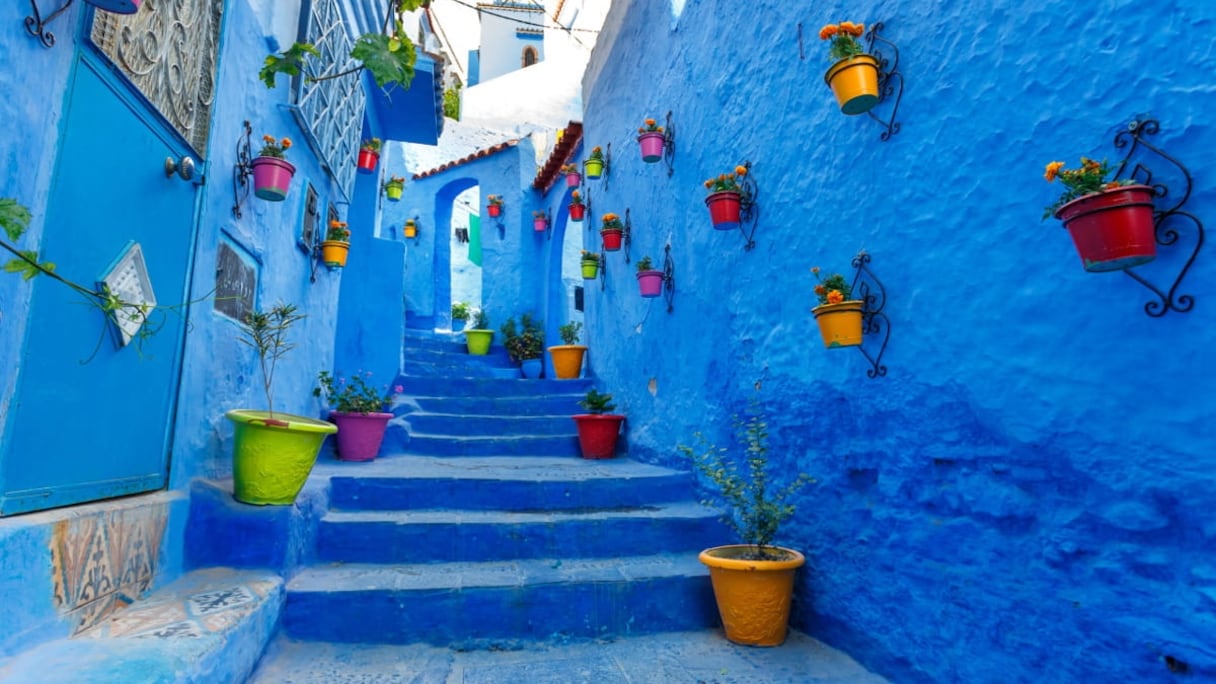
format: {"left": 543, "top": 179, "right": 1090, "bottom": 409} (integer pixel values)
{"left": 584, "top": 146, "right": 605, "bottom": 179}
{"left": 321, "top": 220, "right": 351, "bottom": 269}
{"left": 820, "top": 21, "right": 880, "bottom": 115}
{"left": 810, "top": 267, "right": 864, "bottom": 348}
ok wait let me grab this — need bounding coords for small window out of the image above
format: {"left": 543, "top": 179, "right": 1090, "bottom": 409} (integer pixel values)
{"left": 522, "top": 46, "right": 538, "bottom": 67}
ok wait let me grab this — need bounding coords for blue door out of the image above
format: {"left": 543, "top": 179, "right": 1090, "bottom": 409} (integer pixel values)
{"left": 0, "top": 49, "right": 202, "bottom": 514}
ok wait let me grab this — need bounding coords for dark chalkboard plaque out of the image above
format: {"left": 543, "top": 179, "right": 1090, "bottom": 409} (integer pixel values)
{"left": 214, "top": 239, "right": 257, "bottom": 322}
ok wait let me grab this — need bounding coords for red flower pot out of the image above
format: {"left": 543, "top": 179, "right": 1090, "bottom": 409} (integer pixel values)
{"left": 637, "top": 270, "right": 664, "bottom": 297}
{"left": 1054, "top": 185, "right": 1156, "bottom": 272}
{"left": 601, "top": 228, "right": 623, "bottom": 251}
{"left": 487, "top": 204, "right": 502, "bottom": 218}
{"left": 638, "top": 132, "right": 664, "bottom": 163}
{"left": 357, "top": 149, "right": 379, "bottom": 174}
{"left": 566, "top": 172, "right": 581, "bottom": 187}
{"left": 572, "top": 414, "right": 625, "bottom": 459}
{"left": 569, "top": 203, "right": 586, "bottom": 221}
{"left": 329, "top": 411, "right": 392, "bottom": 462}
{"left": 705, "top": 191, "right": 742, "bottom": 231}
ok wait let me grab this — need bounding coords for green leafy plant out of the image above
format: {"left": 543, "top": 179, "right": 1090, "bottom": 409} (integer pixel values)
{"left": 500, "top": 313, "right": 544, "bottom": 362}
{"left": 487, "top": 195, "right": 504, "bottom": 207}
{"left": 559, "top": 321, "right": 582, "bottom": 345}
{"left": 580, "top": 250, "right": 598, "bottom": 264}
{"left": 443, "top": 82, "right": 462, "bottom": 120}
{"left": 314, "top": 371, "right": 402, "bottom": 414}
{"left": 451, "top": 301, "right": 471, "bottom": 321}
{"left": 472, "top": 308, "right": 490, "bottom": 330}
{"left": 569, "top": 190, "right": 584, "bottom": 207}
{"left": 560, "top": 164, "right": 580, "bottom": 175}
{"left": 578, "top": 388, "right": 616, "bottom": 414}
{"left": 237, "top": 303, "right": 306, "bottom": 421}
{"left": 636, "top": 256, "right": 655, "bottom": 272}
{"left": 819, "top": 21, "right": 866, "bottom": 61}
{"left": 258, "top": 134, "right": 292, "bottom": 159}
{"left": 327, "top": 220, "right": 351, "bottom": 242}
{"left": 587, "top": 146, "right": 604, "bottom": 161}
{"left": 532, "top": 210, "right": 548, "bottom": 221}
{"left": 1042, "top": 157, "right": 1134, "bottom": 219}
{"left": 384, "top": 176, "right": 405, "bottom": 191}
{"left": 703, "top": 165, "right": 749, "bottom": 194}
{"left": 810, "top": 267, "right": 853, "bottom": 306}
{"left": 361, "top": 138, "right": 382, "bottom": 153}
{"left": 259, "top": 0, "right": 426, "bottom": 90}
{"left": 679, "top": 404, "right": 814, "bottom": 560}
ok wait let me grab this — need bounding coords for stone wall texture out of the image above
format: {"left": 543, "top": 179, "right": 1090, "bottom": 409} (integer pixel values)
{"left": 579, "top": 0, "right": 1216, "bottom": 680}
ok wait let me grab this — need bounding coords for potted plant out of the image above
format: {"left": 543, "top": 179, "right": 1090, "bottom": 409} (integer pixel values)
{"left": 451, "top": 301, "right": 471, "bottom": 330}
{"left": 568, "top": 190, "right": 586, "bottom": 221}
{"left": 810, "top": 267, "right": 864, "bottom": 348}
{"left": 1044, "top": 157, "right": 1156, "bottom": 272}
{"left": 464, "top": 308, "right": 493, "bottom": 355}
{"left": 679, "top": 405, "right": 814, "bottom": 646}
{"left": 251, "top": 134, "right": 295, "bottom": 201}
{"left": 320, "top": 220, "right": 351, "bottom": 269}
{"left": 486, "top": 195, "right": 504, "bottom": 218}
{"left": 561, "top": 163, "right": 581, "bottom": 188}
{"left": 226, "top": 303, "right": 337, "bottom": 505}
{"left": 532, "top": 210, "right": 549, "bottom": 232}
{"left": 571, "top": 389, "right": 625, "bottom": 459}
{"left": 547, "top": 321, "right": 586, "bottom": 380}
{"left": 313, "top": 371, "right": 402, "bottom": 462}
{"left": 580, "top": 250, "right": 600, "bottom": 279}
{"left": 819, "top": 21, "right": 880, "bottom": 115}
{"left": 703, "top": 166, "right": 748, "bottom": 231}
{"left": 600, "top": 212, "right": 624, "bottom": 251}
{"left": 501, "top": 314, "right": 545, "bottom": 378}
{"left": 358, "top": 138, "right": 381, "bottom": 174}
{"left": 636, "top": 255, "right": 665, "bottom": 298}
{"left": 384, "top": 175, "right": 405, "bottom": 202}
{"left": 583, "top": 146, "right": 605, "bottom": 180}
{"left": 636, "top": 117, "right": 665, "bottom": 163}
{"left": 404, "top": 218, "right": 418, "bottom": 239}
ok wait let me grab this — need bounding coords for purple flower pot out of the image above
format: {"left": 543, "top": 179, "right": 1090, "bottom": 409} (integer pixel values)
{"left": 329, "top": 411, "right": 392, "bottom": 462}
{"left": 637, "top": 270, "right": 665, "bottom": 298}
{"left": 251, "top": 156, "right": 296, "bottom": 202}
{"left": 638, "top": 132, "right": 664, "bottom": 163}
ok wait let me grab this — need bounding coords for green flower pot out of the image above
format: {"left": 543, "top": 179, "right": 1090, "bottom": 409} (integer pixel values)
{"left": 464, "top": 329, "right": 494, "bottom": 355}
{"left": 227, "top": 410, "right": 337, "bottom": 505}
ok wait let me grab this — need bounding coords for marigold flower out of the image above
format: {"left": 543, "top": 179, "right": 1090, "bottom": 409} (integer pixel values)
{"left": 819, "top": 25, "right": 838, "bottom": 40}
{"left": 1044, "top": 161, "right": 1064, "bottom": 183}
{"left": 281, "top": 138, "right": 292, "bottom": 148}
{"left": 850, "top": 23, "right": 865, "bottom": 36}
{"left": 827, "top": 290, "right": 845, "bottom": 304}
{"left": 645, "top": 118, "right": 656, "bottom": 126}
{"left": 263, "top": 134, "right": 274, "bottom": 143}
{"left": 840, "top": 21, "right": 856, "bottom": 33}
{"left": 814, "top": 284, "right": 827, "bottom": 295}
{"left": 704, "top": 180, "right": 713, "bottom": 189}
{"left": 735, "top": 165, "right": 747, "bottom": 176}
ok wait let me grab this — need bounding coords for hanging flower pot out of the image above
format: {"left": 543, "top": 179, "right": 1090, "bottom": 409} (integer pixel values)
{"left": 705, "top": 191, "right": 742, "bottom": 231}
{"left": 569, "top": 191, "right": 586, "bottom": 221}
{"left": 320, "top": 241, "right": 349, "bottom": 269}
{"left": 487, "top": 195, "right": 504, "bottom": 217}
{"left": 329, "top": 411, "right": 393, "bottom": 462}
{"left": 251, "top": 157, "right": 296, "bottom": 202}
{"left": 404, "top": 220, "right": 418, "bottom": 239}
{"left": 637, "top": 132, "right": 664, "bottom": 163}
{"left": 532, "top": 212, "right": 548, "bottom": 232}
{"left": 600, "top": 212, "right": 624, "bottom": 251}
{"left": 580, "top": 253, "right": 600, "bottom": 280}
{"left": 357, "top": 138, "right": 381, "bottom": 174}
{"left": 818, "top": 23, "right": 880, "bottom": 115}
{"left": 1054, "top": 184, "right": 1156, "bottom": 272}
{"left": 637, "top": 269, "right": 664, "bottom": 297}
{"left": 584, "top": 147, "right": 605, "bottom": 179}
{"left": 561, "top": 164, "right": 581, "bottom": 187}
{"left": 812, "top": 300, "right": 864, "bottom": 348}
{"left": 384, "top": 176, "right": 405, "bottom": 202}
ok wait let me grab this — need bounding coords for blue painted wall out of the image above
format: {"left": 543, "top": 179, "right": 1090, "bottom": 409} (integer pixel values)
{"left": 580, "top": 0, "right": 1216, "bottom": 680}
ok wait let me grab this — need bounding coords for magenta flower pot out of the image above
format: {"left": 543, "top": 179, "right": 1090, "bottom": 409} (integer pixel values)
{"left": 638, "top": 132, "right": 664, "bottom": 163}
{"left": 637, "top": 270, "right": 664, "bottom": 297}
{"left": 329, "top": 411, "right": 392, "bottom": 462}
{"left": 566, "top": 172, "right": 581, "bottom": 187}
{"left": 533, "top": 218, "right": 548, "bottom": 232}
{"left": 251, "top": 156, "right": 296, "bottom": 201}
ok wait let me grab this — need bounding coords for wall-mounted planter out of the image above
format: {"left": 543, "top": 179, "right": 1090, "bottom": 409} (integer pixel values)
{"left": 357, "top": 149, "right": 379, "bottom": 174}
{"left": 705, "top": 191, "right": 742, "bottom": 231}
{"left": 404, "top": 220, "right": 418, "bottom": 239}
{"left": 566, "top": 171, "right": 581, "bottom": 187}
{"left": 584, "top": 157, "right": 604, "bottom": 179}
{"left": 811, "top": 300, "right": 864, "bottom": 347}
{"left": 581, "top": 256, "right": 600, "bottom": 279}
{"left": 638, "top": 132, "right": 665, "bottom": 162}
{"left": 385, "top": 182, "right": 404, "bottom": 202}
{"left": 824, "top": 54, "right": 881, "bottom": 115}
{"left": 533, "top": 217, "right": 548, "bottom": 232}
{"left": 601, "top": 229, "right": 623, "bottom": 251}
{"left": 1054, "top": 185, "right": 1156, "bottom": 272}
{"left": 320, "top": 240, "right": 349, "bottom": 269}
{"left": 251, "top": 157, "right": 295, "bottom": 201}
{"left": 637, "top": 269, "right": 665, "bottom": 297}
{"left": 569, "top": 202, "right": 586, "bottom": 221}
{"left": 487, "top": 203, "right": 503, "bottom": 218}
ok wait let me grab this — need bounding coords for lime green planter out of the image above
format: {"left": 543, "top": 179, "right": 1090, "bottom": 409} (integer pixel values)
{"left": 226, "top": 410, "right": 337, "bottom": 505}
{"left": 464, "top": 329, "right": 494, "bottom": 355}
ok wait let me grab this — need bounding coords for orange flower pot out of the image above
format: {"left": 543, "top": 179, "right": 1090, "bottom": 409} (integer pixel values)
{"left": 812, "top": 300, "right": 864, "bottom": 348}
{"left": 320, "top": 240, "right": 349, "bottom": 269}
{"left": 547, "top": 345, "right": 587, "bottom": 379}
{"left": 698, "top": 545, "right": 805, "bottom": 647}
{"left": 824, "top": 54, "right": 880, "bottom": 115}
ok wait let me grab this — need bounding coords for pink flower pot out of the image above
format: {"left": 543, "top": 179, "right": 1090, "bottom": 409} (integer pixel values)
{"left": 637, "top": 269, "right": 664, "bottom": 297}
{"left": 566, "top": 172, "right": 581, "bottom": 187}
{"left": 533, "top": 218, "right": 548, "bottom": 232}
{"left": 329, "top": 411, "right": 392, "bottom": 462}
{"left": 638, "top": 132, "right": 665, "bottom": 163}
{"left": 251, "top": 157, "right": 296, "bottom": 202}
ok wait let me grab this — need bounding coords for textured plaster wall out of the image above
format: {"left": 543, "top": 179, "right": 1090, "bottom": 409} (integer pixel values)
{"left": 582, "top": 0, "right": 1216, "bottom": 680}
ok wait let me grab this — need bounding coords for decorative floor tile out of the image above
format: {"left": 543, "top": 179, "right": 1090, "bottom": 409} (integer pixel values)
{"left": 133, "top": 620, "right": 204, "bottom": 639}
{"left": 188, "top": 585, "right": 255, "bottom": 615}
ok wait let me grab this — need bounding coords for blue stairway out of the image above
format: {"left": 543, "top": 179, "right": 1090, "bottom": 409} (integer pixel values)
{"left": 280, "top": 329, "right": 725, "bottom": 647}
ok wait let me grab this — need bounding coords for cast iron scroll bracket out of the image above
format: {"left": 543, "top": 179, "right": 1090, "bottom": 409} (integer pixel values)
{"left": 1111, "top": 118, "right": 1204, "bottom": 317}
{"left": 660, "top": 111, "right": 676, "bottom": 177}
{"left": 737, "top": 160, "right": 760, "bottom": 251}
{"left": 584, "top": 187, "right": 594, "bottom": 234}
{"left": 661, "top": 243, "right": 676, "bottom": 313}
{"left": 25, "top": 0, "right": 75, "bottom": 48}
{"left": 599, "top": 251, "right": 607, "bottom": 292}
{"left": 863, "top": 22, "right": 904, "bottom": 142}
{"left": 850, "top": 251, "right": 890, "bottom": 378}
{"left": 231, "top": 120, "right": 253, "bottom": 219}
{"left": 623, "top": 208, "right": 633, "bottom": 265}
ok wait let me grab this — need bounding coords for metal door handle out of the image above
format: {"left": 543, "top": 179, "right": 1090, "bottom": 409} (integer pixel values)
{"left": 164, "top": 156, "right": 196, "bottom": 181}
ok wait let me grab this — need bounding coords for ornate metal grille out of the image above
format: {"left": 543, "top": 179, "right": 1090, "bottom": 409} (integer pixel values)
{"left": 296, "top": 0, "right": 366, "bottom": 200}
{"left": 90, "top": 0, "right": 224, "bottom": 155}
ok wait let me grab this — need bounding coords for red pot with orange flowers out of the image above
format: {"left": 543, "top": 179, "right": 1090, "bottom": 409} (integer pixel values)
{"left": 704, "top": 165, "right": 749, "bottom": 231}
{"left": 819, "top": 22, "right": 880, "bottom": 115}
{"left": 810, "top": 268, "right": 863, "bottom": 348}
{"left": 1044, "top": 158, "right": 1156, "bottom": 272}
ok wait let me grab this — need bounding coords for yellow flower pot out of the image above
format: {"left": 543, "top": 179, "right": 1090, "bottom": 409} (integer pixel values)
{"left": 320, "top": 240, "right": 349, "bottom": 268}
{"left": 404, "top": 222, "right": 417, "bottom": 239}
{"left": 581, "top": 259, "right": 599, "bottom": 279}
{"left": 824, "top": 54, "right": 880, "bottom": 115}
{"left": 699, "top": 545, "right": 805, "bottom": 647}
{"left": 583, "top": 158, "right": 604, "bottom": 179}
{"left": 812, "top": 300, "right": 864, "bottom": 348}
{"left": 547, "top": 345, "right": 587, "bottom": 379}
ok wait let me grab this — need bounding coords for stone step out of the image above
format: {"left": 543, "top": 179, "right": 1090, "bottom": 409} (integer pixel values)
{"left": 403, "top": 346, "right": 515, "bottom": 368}
{"left": 281, "top": 556, "right": 718, "bottom": 646}
{"left": 398, "top": 376, "right": 593, "bottom": 399}
{"left": 324, "top": 456, "right": 692, "bottom": 512}
{"left": 402, "top": 412, "right": 577, "bottom": 437}
{"left": 316, "top": 501, "right": 723, "bottom": 563}
{"left": 402, "top": 330, "right": 470, "bottom": 354}
{"left": 400, "top": 394, "right": 586, "bottom": 416}
{"left": 402, "top": 432, "right": 582, "bottom": 457}
{"left": 0, "top": 568, "right": 282, "bottom": 684}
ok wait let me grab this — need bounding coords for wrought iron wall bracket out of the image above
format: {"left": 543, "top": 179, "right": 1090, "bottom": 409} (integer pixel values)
{"left": 623, "top": 208, "right": 633, "bottom": 265}
{"left": 659, "top": 111, "right": 676, "bottom": 176}
{"left": 850, "top": 251, "right": 890, "bottom": 378}
{"left": 599, "top": 251, "right": 607, "bottom": 292}
{"left": 231, "top": 120, "right": 253, "bottom": 219}
{"left": 736, "top": 160, "right": 761, "bottom": 251}
{"left": 543, "top": 207, "right": 552, "bottom": 240}
{"left": 26, "top": 0, "right": 75, "bottom": 48}
{"left": 1110, "top": 118, "right": 1204, "bottom": 317}
{"left": 661, "top": 243, "right": 676, "bottom": 312}
{"left": 863, "top": 22, "right": 904, "bottom": 142}
{"left": 495, "top": 212, "right": 505, "bottom": 240}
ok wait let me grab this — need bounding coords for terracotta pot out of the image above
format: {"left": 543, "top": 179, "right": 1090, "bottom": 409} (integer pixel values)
{"left": 1054, "top": 184, "right": 1156, "bottom": 272}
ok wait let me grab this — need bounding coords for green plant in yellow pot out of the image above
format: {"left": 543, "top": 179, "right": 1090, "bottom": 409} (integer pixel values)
{"left": 464, "top": 308, "right": 493, "bottom": 355}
